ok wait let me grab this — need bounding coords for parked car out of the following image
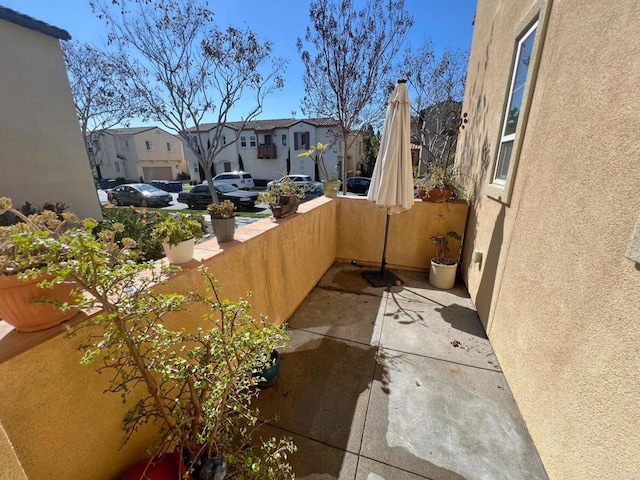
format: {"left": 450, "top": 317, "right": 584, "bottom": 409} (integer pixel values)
{"left": 212, "top": 171, "right": 255, "bottom": 190}
{"left": 267, "top": 175, "right": 323, "bottom": 196}
{"left": 107, "top": 183, "right": 172, "bottom": 207}
{"left": 346, "top": 177, "right": 371, "bottom": 195}
{"left": 178, "top": 183, "right": 258, "bottom": 210}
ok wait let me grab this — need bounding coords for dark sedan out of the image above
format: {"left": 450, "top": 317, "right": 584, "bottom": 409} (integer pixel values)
{"left": 178, "top": 183, "right": 258, "bottom": 210}
{"left": 346, "top": 177, "right": 371, "bottom": 195}
{"left": 107, "top": 183, "right": 172, "bottom": 207}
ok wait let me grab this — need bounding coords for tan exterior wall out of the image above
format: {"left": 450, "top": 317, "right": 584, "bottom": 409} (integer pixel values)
{"left": 336, "top": 197, "right": 468, "bottom": 271}
{"left": 457, "top": 0, "right": 640, "bottom": 478}
{"left": 0, "top": 20, "right": 102, "bottom": 219}
{"left": 0, "top": 197, "right": 337, "bottom": 479}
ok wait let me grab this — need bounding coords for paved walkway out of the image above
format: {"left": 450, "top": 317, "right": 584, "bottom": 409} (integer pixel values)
{"left": 255, "top": 264, "right": 548, "bottom": 479}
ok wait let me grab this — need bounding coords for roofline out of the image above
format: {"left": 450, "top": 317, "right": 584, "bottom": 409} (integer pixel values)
{"left": 0, "top": 6, "right": 71, "bottom": 40}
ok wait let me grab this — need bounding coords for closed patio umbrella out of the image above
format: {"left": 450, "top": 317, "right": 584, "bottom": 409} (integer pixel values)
{"left": 363, "top": 80, "right": 413, "bottom": 287}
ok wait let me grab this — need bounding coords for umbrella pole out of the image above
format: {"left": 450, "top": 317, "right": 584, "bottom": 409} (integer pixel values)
{"left": 380, "top": 212, "right": 390, "bottom": 274}
{"left": 362, "top": 209, "right": 403, "bottom": 287}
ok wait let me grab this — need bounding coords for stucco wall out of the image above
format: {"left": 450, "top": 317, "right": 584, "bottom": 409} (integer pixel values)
{"left": 0, "top": 197, "right": 337, "bottom": 479}
{"left": 336, "top": 197, "right": 468, "bottom": 272}
{"left": 0, "top": 20, "right": 102, "bottom": 219}
{"left": 458, "top": 0, "right": 640, "bottom": 478}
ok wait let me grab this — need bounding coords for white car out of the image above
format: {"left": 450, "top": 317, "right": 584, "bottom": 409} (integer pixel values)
{"left": 267, "top": 175, "right": 323, "bottom": 195}
{"left": 210, "top": 171, "right": 255, "bottom": 190}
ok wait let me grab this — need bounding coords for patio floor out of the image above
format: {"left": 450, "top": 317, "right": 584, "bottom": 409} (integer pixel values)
{"left": 255, "top": 263, "right": 548, "bottom": 479}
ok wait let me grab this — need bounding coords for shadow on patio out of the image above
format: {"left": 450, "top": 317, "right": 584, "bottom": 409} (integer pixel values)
{"left": 255, "top": 263, "right": 548, "bottom": 479}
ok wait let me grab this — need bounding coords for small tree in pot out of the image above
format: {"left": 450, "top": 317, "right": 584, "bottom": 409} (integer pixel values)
{"left": 10, "top": 201, "right": 296, "bottom": 478}
{"left": 429, "top": 213, "right": 462, "bottom": 289}
{"left": 207, "top": 200, "right": 236, "bottom": 242}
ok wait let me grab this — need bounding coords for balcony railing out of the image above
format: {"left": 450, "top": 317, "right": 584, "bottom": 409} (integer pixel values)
{"left": 257, "top": 144, "right": 277, "bottom": 159}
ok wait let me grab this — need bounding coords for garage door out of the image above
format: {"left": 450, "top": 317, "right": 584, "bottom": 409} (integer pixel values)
{"left": 142, "top": 167, "right": 173, "bottom": 181}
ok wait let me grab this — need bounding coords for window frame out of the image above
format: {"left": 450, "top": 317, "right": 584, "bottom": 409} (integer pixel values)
{"left": 249, "top": 135, "right": 256, "bottom": 148}
{"left": 167, "top": 142, "right": 173, "bottom": 151}
{"left": 240, "top": 136, "right": 247, "bottom": 147}
{"left": 486, "top": 0, "right": 550, "bottom": 205}
{"left": 145, "top": 140, "right": 153, "bottom": 151}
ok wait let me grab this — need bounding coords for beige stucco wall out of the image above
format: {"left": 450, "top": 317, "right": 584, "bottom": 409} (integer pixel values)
{"left": 458, "top": 0, "right": 640, "bottom": 478}
{"left": 0, "top": 197, "right": 337, "bottom": 479}
{"left": 0, "top": 20, "right": 102, "bottom": 219}
{"left": 336, "top": 197, "right": 468, "bottom": 271}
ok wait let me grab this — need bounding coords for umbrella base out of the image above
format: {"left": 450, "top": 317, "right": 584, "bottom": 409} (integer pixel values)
{"left": 362, "top": 269, "right": 403, "bottom": 288}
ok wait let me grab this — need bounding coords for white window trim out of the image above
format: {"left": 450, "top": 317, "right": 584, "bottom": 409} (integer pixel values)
{"left": 486, "top": 0, "right": 551, "bottom": 205}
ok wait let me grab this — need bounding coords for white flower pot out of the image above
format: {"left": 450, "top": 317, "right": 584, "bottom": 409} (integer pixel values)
{"left": 162, "top": 238, "right": 195, "bottom": 265}
{"left": 429, "top": 260, "right": 458, "bottom": 289}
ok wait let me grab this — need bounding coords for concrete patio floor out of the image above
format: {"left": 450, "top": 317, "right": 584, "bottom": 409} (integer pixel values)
{"left": 255, "top": 263, "right": 548, "bottom": 479}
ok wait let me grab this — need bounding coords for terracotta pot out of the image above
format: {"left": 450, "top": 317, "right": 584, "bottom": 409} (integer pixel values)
{"left": 0, "top": 274, "right": 78, "bottom": 332}
{"left": 162, "top": 238, "right": 195, "bottom": 265}
{"left": 425, "top": 188, "right": 452, "bottom": 202}
{"left": 120, "top": 452, "right": 186, "bottom": 480}
{"left": 417, "top": 187, "right": 427, "bottom": 200}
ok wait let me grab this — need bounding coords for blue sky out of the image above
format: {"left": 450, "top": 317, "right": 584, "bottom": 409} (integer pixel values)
{"left": 2, "top": 0, "right": 477, "bottom": 124}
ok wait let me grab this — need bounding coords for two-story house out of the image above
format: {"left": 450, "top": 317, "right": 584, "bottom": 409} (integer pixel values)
{"left": 94, "top": 126, "right": 188, "bottom": 182}
{"left": 183, "top": 118, "right": 364, "bottom": 182}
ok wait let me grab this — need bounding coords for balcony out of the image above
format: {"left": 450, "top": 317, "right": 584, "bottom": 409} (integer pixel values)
{"left": 0, "top": 197, "right": 546, "bottom": 479}
{"left": 257, "top": 143, "right": 277, "bottom": 159}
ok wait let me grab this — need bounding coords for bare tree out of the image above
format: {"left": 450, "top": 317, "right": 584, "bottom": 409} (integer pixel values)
{"left": 92, "top": 0, "right": 285, "bottom": 202}
{"left": 62, "top": 40, "right": 137, "bottom": 179}
{"left": 401, "top": 42, "right": 468, "bottom": 172}
{"left": 297, "top": 0, "right": 413, "bottom": 193}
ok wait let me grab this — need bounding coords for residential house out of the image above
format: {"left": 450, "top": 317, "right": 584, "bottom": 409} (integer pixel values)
{"left": 95, "top": 126, "right": 188, "bottom": 182}
{"left": 0, "top": 7, "right": 101, "bottom": 219}
{"left": 456, "top": 0, "right": 640, "bottom": 478}
{"left": 183, "top": 118, "right": 364, "bottom": 182}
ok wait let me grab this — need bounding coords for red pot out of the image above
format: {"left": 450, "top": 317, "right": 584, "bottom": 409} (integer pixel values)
{"left": 120, "top": 452, "right": 188, "bottom": 480}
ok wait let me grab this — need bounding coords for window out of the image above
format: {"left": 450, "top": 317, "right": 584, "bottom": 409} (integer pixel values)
{"left": 240, "top": 136, "right": 247, "bottom": 147}
{"left": 193, "top": 162, "right": 199, "bottom": 173}
{"left": 249, "top": 135, "right": 256, "bottom": 147}
{"left": 167, "top": 142, "right": 173, "bottom": 151}
{"left": 223, "top": 162, "right": 232, "bottom": 172}
{"left": 115, "top": 162, "right": 120, "bottom": 173}
{"left": 486, "top": 11, "right": 545, "bottom": 205}
{"left": 123, "top": 139, "right": 130, "bottom": 148}
{"left": 145, "top": 140, "right": 152, "bottom": 150}
{"left": 494, "top": 22, "right": 537, "bottom": 185}
{"left": 294, "top": 132, "right": 310, "bottom": 150}
{"left": 281, "top": 134, "right": 287, "bottom": 146}
{"left": 223, "top": 136, "right": 227, "bottom": 145}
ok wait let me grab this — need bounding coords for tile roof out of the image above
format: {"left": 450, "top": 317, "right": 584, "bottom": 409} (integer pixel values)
{"left": 0, "top": 6, "right": 71, "bottom": 40}
{"left": 106, "top": 126, "right": 157, "bottom": 136}
{"left": 185, "top": 117, "right": 339, "bottom": 133}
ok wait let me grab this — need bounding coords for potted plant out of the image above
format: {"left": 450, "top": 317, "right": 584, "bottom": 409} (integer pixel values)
{"left": 207, "top": 200, "right": 236, "bottom": 242}
{"left": 151, "top": 213, "right": 204, "bottom": 264}
{"left": 13, "top": 204, "right": 296, "bottom": 478}
{"left": 429, "top": 213, "right": 463, "bottom": 289}
{"left": 258, "top": 177, "right": 307, "bottom": 218}
{"left": 298, "top": 142, "right": 341, "bottom": 197}
{"left": 0, "top": 197, "right": 79, "bottom": 332}
{"left": 416, "top": 160, "right": 467, "bottom": 202}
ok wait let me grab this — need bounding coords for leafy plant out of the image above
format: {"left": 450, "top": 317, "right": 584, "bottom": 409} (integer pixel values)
{"left": 101, "top": 205, "right": 169, "bottom": 261}
{"left": 9, "top": 199, "right": 296, "bottom": 478}
{"left": 416, "top": 160, "right": 467, "bottom": 201}
{"left": 297, "top": 142, "right": 339, "bottom": 181}
{"left": 0, "top": 197, "right": 79, "bottom": 276}
{"left": 151, "top": 213, "right": 204, "bottom": 247}
{"left": 430, "top": 213, "right": 462, "bottom": 265}
{"left": 258, "top": 177, "right": 307, "bottom": 205}
{"left": 207, "top": 200, "right": 235, "bottom": 219}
